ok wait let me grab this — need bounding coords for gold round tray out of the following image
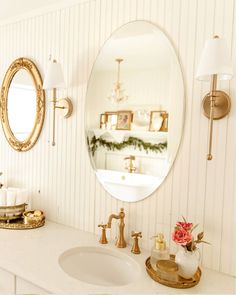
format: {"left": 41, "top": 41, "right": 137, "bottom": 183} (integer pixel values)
{"left": 0, "top": 217, "right": 45, "bottom": 230}
{"left": 145, "top": 256, "right": 201, "bottom": 289}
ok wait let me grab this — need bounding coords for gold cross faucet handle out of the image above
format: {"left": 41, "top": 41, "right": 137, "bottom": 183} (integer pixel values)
{"left": 98, "top": 223, "right": 108, "bottom": 244}
{"left": 131, "top": 231, "right": 142, "bottom": 254}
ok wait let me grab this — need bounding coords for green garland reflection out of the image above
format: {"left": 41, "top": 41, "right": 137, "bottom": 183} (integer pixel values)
{"left": 89, "top": 135, "right": 167, "bottom": 156}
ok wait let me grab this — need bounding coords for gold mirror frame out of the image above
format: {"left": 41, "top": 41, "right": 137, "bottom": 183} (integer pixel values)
{"left": 0, "top": 57, "right": 45, "bottom": 152}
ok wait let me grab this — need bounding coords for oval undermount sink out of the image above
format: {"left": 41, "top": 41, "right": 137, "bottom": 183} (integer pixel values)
{"left": 59, "top": 246, "right": 141, "bottom": 287}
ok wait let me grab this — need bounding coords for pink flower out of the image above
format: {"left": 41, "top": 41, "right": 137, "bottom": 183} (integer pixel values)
{"left": 172, "top": 229, "right": 193, "bottom": 246}
{"left": 176, "top": 221, "right": 193, "bottom": 231}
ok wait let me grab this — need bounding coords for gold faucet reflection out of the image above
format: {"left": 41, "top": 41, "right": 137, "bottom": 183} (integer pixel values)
{"left": 107, "top": 208, "right": 126, "bottom": 248}
{"left": 124, "top": 155, "right": 136, "bottom": 173}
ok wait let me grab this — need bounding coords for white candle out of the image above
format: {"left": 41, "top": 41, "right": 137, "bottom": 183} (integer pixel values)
{"left": 0, "top": 189, "right": 7, "bottom": 206}
{"left": 7, "top": 190, "right": 16, "bottom": 206}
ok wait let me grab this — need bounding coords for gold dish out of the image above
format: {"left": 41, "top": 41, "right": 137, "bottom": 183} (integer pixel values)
{"left": 0, "top": 217, "right": 45, "bottom": 230}
{"left": 0, "top": 203, "right": 27, "bottom": 221}
{"left": 23, "top": 210, "right": 44, "bottom": 224}
{"left": 145, "top": 255, "right": 201, "bottom": 289}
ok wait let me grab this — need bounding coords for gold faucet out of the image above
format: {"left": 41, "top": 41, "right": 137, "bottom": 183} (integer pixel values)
{"left": 124, "top": 155, "right": 136, "bottom": 173}
{"left": 107, "top": 208, "right": 126, "bottom": 248}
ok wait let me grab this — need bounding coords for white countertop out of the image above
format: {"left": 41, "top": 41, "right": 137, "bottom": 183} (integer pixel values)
{"left": 0, "top": 221, "right": 235, "bottom": 294}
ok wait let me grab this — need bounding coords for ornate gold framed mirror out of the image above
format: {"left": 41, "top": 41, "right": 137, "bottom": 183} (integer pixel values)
{"left": 0, "top": 57, "right": 45, "bottom": 151}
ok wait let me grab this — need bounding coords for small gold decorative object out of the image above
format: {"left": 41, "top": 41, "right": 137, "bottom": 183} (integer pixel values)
{"left": 131, "top": 231, "right": 142, "bottom": 254}
{"left": 0, "top": 203, "right": 27, "bottom": 222}
{"left": 145, "top": 255, "right": 201, "bottom": 289}
{"left": 159, "top": 112, "right": 168, "bottom": 132}
{"left": 98, "top": 223, "right": 108, "bottom": 244}
{"left": 23, "top": 210, "right": 44, "bottom": 225}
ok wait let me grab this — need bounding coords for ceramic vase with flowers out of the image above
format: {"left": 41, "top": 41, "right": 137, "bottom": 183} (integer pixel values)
{"left": 172, "top": 218, "right": 209, "bottom": 279}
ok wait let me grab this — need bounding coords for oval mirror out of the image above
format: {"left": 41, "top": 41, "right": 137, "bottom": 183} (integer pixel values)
{"left": 1, "top": 58, "right": 45, "bottom": 151}
{"left": 85, "top": 21, "right": 184, "bottom": 202}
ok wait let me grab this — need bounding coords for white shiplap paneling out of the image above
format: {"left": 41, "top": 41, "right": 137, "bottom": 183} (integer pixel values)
{"left": 0, "top": 0, "right": 235, "bottom": 277}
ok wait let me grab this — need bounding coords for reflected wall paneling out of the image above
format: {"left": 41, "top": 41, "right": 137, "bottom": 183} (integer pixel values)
{"left": 0, "top": 0, "right": 235, "bottom": 276}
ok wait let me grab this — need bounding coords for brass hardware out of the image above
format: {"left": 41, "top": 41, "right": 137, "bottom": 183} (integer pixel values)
{"left": 131, "top": 231, "right": 142, "bottom": 254}
{"left": 52, "top": 88, "right": 56, "bottom": 146}
{"left": 107, "top": 208, "right": 126, "bottom": 248}
{"left": 202, "top": 91, "right": 231, "bottom": 120}
{"left": 51, "top": 89, "right": 73, "bottom": 146}
{"left": 0, "top": 57, "right": 45, "bottom": 151}
{"left": 98, "top": 223, "right": 108, "bottom": 244}
{"left": 202, "top": 75, "right": 231, "bottom": 160}
{"left": 124, "top": 155, "right": 136, "bottom": 173}
{"left": 56, "top": 98, "right": 73, "bottom": 118}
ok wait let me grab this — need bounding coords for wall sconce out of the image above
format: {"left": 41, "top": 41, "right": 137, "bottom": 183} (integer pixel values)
{"left": 196, "top": 36, "right": 233, "bottom": 160}
{"left": 43, "top": 59, "right": 73, "bottom": 146}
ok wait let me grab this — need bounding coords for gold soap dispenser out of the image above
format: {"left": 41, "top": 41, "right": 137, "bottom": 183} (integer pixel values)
{"left": 150, "top": 233, "right": 169, "bottom": 270}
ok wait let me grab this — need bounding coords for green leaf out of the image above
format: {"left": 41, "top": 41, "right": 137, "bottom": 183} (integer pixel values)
{"left": 200, "top": 240, "right": 211, "bottom": 245}
{"left": 190, "top": 223, "right": 199, "bottom": 233}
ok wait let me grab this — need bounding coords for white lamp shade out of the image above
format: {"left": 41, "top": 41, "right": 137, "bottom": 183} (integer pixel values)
{"left": 43, "top": 60, "right": 66, "bottom": 89}
{"left": 196, "top": 37, "right": 233, "bottom": 81}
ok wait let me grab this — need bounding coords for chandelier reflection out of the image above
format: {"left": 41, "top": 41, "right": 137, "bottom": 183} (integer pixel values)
{"left": 108, "top": 58, "right": 128, "bottom": 103}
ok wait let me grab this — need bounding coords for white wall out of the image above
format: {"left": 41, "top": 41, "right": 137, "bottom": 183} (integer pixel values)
{"left": 0, "top": 0, "right": 235, "bottom": 277}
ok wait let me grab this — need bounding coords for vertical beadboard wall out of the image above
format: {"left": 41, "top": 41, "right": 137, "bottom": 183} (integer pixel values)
{"left": 0, "top": 0, "right": 235, "bottom": 277}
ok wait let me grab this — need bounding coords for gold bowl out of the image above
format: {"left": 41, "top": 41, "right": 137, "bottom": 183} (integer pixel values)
{"left": 23, "top": 210, "right": 45, "bottom": 225}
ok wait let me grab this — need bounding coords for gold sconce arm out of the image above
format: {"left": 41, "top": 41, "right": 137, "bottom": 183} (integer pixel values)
{"left": 207, "top": 74, "right": 217, "bottom": 161}
{"left": 202, "top": 75, "right": 231, "bottom": 160}
{"left": 51, "top": 88, "right": 73, "bottom": 146}
{"left": 52, "top": 88, "right": 56, "bottom": 146}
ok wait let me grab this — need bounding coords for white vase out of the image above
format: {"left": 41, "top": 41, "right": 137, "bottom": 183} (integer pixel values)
{"left": 175, "top": 247, "right": 200, "bottom": 279}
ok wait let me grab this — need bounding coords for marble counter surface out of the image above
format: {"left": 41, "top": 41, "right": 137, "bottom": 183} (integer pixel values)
{"left": 0, "top": 221, "right": 235, "bottom": 294}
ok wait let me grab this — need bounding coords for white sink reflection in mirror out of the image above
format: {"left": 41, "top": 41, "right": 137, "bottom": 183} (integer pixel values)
{"left": 96, "top": 169, "right": 164, "bottom": 202}
{"left": 59, "top": 246, "right": 141, "bottom": 287}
